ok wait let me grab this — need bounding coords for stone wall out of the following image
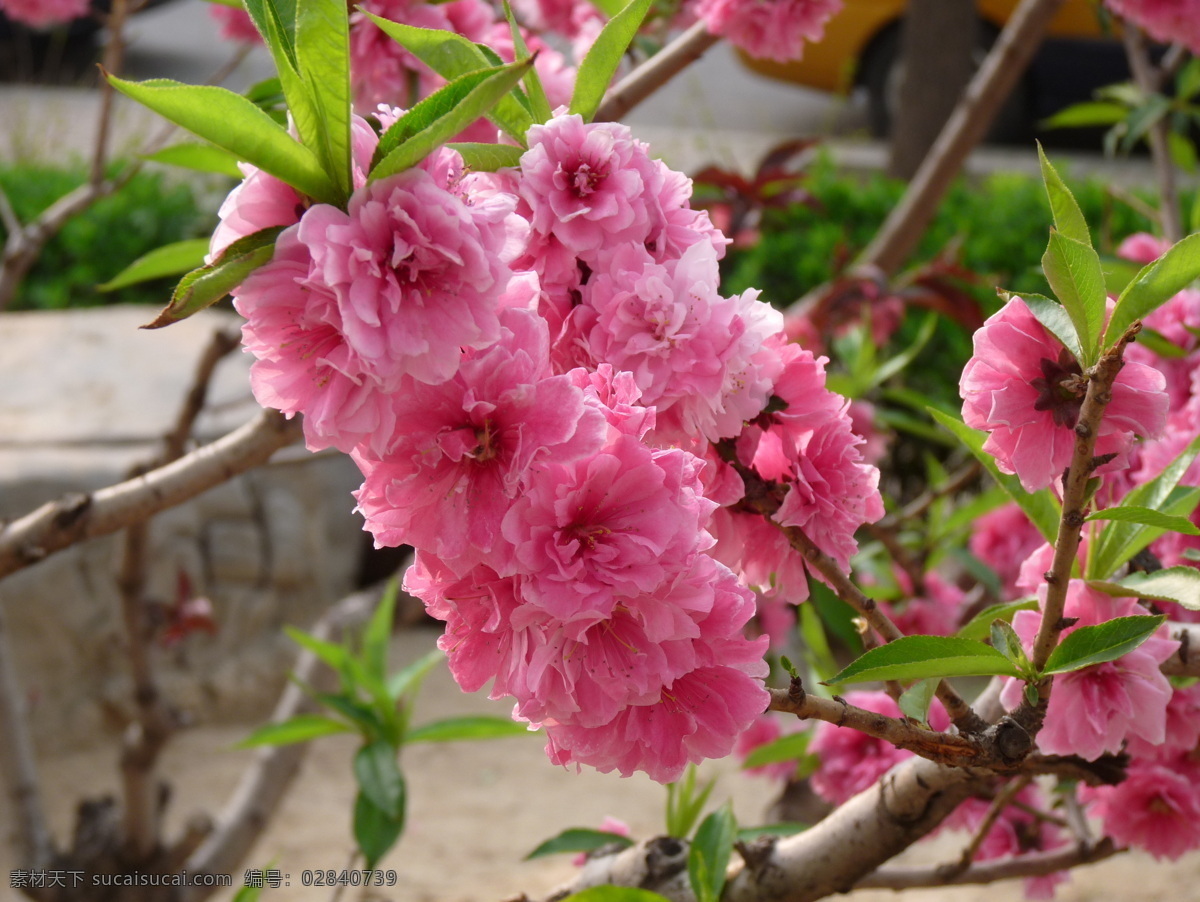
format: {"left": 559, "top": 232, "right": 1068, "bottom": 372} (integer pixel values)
{"left": 0, "top": 306, "right": 366, "bottom": 747}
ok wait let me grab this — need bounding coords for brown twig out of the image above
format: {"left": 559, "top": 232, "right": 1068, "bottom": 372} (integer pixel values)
{"left": 0, "top": 409, "right": 303, "bottom": 581}
{"left": 1122, "top": 24, "right": 1183, "bottom": 244}
{"left": 594, "top": 22, "right": 721, "bottom": 123}
{"left": 855, "top": 837, "right": 1118, "bottom": 890}
{"left": 91, "top": 0, "right": 130, "bottom": 187}
{"left": 938, "top": 776, "right": 1031, "bottom": 880}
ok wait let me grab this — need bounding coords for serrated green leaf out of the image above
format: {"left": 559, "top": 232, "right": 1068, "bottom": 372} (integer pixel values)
{"left": 928, "top": 409, "right": 1060, "bottom": 543}
{"left": 569, "top": 0, "right": 654, "bottom": 121}
{"left": 525, "top": 828, "right": 635, "bottom": 860}
{"left": 561, "top": 889, "right": 672, "bottom": 902}
{"left": 503, "top": 0, "right": 553, "bottom": 123}
{"left": 1087, "top": 435, "right": 1200, "bottom": 578}
{"left": 1042, "top": 230, "right": 1105, "bottom": 364}
{"left": 353, "top": 788, "right": 405, "bottom": 869}
{"left": 404, "top": 715, "right": 528, "bottom": 743}
{"left": 361, "top": 14, "right": 534, "bottom": 141}
{"left": 1041, "top": 615, "right": 1166, "bottom": 675}
{"left": 898, "top": 678, "right": 937, "bottom": 723}
{"left": 1105, "top": 233, "right": 1200, "bottom": 348}
{"left": 825, "top": 635, "right": 1021, "bottom": 685}
{"left": 295, "top": 0, "right": 352, "bottom": 198}
{"left": 140, "top": 142, "right": 243, "bottom": 177}
{"left": 1040, "top": 101, "right": 1128, "bottom": 130}
{"left": 446, "top": 142, "right": 524, "bottom": 171}
{"left": 990, "top": 620, "right": 1033, "bottom": 677}
{"left": 143, "top": 227, "right": 282, "bottom": 329}
{"left": 1086, "top": 506, "right": 1200, "bottom": 535}
{"left": 688, "top": 803, "right": 735, "bottom": 902}
{"left": 741, "top": 731, "right": 811, "bottom": 770}
{"left": 98, "top": 239, "right": 211, "bottom": 292}
{"left": 1019, "top": 292, "right": 1085, "bottom": 363}
{"left": 956, "top": 599, "right": 1038, "bottom": 642}
{"left": 105, "top": 75, "right": 336, "bottom": 204}
{"left": 1090, "top": 568, "right": 1200, "bottom": 610}
{"left": 237, "top": 713, "right": 353, "bottom": 748}
{"left": 1038, "top": 145, "right": 1091, "bottom": 246}
{"left": 363, "top": 582, "right": 398, "bottom": 684}
{"left": 371, "top": 60, "right": 533, "bottom": 182}
{"left": 386, "top": 647, "right": 444, "bottom": 702}
{"left": 354, "top": 740, "right": 405, "bottom": 819}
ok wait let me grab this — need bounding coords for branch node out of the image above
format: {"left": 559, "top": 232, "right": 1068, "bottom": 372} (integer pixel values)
{"left": 788, "top": 675, "right": 805, "bottom": 706}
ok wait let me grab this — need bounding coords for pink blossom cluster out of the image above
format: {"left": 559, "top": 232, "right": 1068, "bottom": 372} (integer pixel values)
{"left": 0, "top": 0, "right": 88, "bottom": 28}
{"left": 960, "top": 295, "right": 1169, "bottom": 492}
{"left": 690, "top": 0, "right": 843, "bottom": 63}
{"left": 1103, "top": 0, "right": 1200, "bottom": 55}
{"left": 224, "top": 112, "right": 884, "bottom": 781}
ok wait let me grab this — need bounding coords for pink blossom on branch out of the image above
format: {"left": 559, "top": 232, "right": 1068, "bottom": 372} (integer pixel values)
{"left": 691, "top": 0, "right": 843, "bottom": 63}
{"left": 960, "top": 296, "right": 1168, "bottom": 492}
{"left": 1081, "top": 753, "right": 1200, "bottom": 861}
{"left": 0, "top": 0, "right": 88, "bottom": 28}
{"left": 1103, "top": 0, "right": 1200, "bottom": 55}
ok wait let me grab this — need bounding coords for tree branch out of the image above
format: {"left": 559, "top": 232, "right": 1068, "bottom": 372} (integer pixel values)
{"left": 595, "top": 22, "right": 721, "bottom": 123}
{"left": 1122, "top": 25, "right": 1182, "bottom": 244}
{"left": 0, "top": 410, "right": 304, "bottom": 581}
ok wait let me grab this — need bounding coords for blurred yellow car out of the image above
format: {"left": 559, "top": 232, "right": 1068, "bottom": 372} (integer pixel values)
{"left": 739, "top": 0, "right": 1124, "bottom": 139}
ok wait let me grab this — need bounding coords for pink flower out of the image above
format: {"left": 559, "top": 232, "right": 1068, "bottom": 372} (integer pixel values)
{"left": 1081, "top": 753, "right": 1200, "bottom": 860}
{"left": 960, "top": 296, "right": 1169, "bottom": 492}
{"left": 209, "top": 5, "right": 262, "bottom": 44}
{"left": 298, "top": 167, "right": 518, "bottom": 387}
{"left": 352, "top": 308, "right": 605, "bottom": 568}
{"left": 809, "top": 691, "right": 911, "bottom": 804}
{"left": 1000, "top": 583, "right": 1178, "bottom": 760}
{"left": 519, "top": 116, "right": 657, "bottom": 254}
{"left": 736, "top": 714, "right": 802, "bottom": 781}
{"left": 500, "top": 433, "right": 715, "bottom": 625}
{"left": 0, "top": 0, "right": 88, "bottom": 28}
{"left": 1104, "top": 0, "right": 1200, "bottom": 55}
{"left": 1127, "top": 683, "right": 1200, "bottom": 758}
{"left": 1118, "top": 231, "right": 1171, "bottom": 265}
{"left": 969, "top": 502, "right": 1045, "bottom": 597}
{"left": 692, "top": 0, "right": 842, "bottom": 62}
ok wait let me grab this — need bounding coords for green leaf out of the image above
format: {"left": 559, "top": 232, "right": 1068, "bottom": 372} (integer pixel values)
{"left": 98, "top": 239, "right": 211, "bottom": 292}
{"left": 1037, "top": 145, "right": 1091, "bottom": 246}
{"left": 928, "top": 409, "right": 1060, "bottom": 543}
{"left": 363, "top": 582, "right": 399, "bottom": 684}
{"left": 525, "top": 828, "right": 635, "bottom": 860}
{"left": 1090, "top": 567, "right": 1200, "bottom": 610}
{"left": 1167, "top": 131, "right": 1198, "bottom": 174}
{"left": 361, "top": 15, "right": 534, "bottom": 141}
{"left": 956, "top": 599, "right": 1038, "bottom": 642}
{"left": 1042, "top": 230, "right": 1105, "bottom": 364}
{"left": 569, "top": 0, "right": 653, "bottom": 121}
{"left": 990, "top": 620, "right": 1033, "bottom": 678}
{"left": 870, "top": 313, "right": 938, "bottom": 388}
{"left": 1041, "top": 615, "right": 1166, "bottom": 675}
{"left": 1105, "top": 233, "right": 1200, "bottom": 348}
{"left": 1087, "top": 434, "right": 1200, "bottom": 578}
{"left": 1138, "top": 327, "right": 1189, "bottom": 359}
{"left": 665, "top": 764, "right": 714, "bottom": 839}
{"left": 354, "top": 740, "right": 405, "bottom": 819}
{"left": 317, "top": 693, "right": 385, "bottom": 736}
{"left": 503, "top": 0, "right": 553, "bottom": 123}
{"left": 106, "top": 74, "right": 336, "bottom": 204}
{"left": 294, "top": 0, "right": 352, "bottom": 198}
{"left": 741, "top": 731, "right": 811, "bottom": 770}
{"left": 371, "top": 60, "right": 533, "bottom": 182}
{"left": 237, "top": 713, "right": 353, "bottom": 748}
{"left": 446, "top": 142, "right": 524, "bottom": 171}
{"left": 386, "top": 648, "right": 444, "bottom": 702}
{"left": 825, "top": 635, "right": 1021, "bottom": 685}
{"left": 284, "top": 622, "right": 349, "bottom": 673}
{"left": 404, "top": 715, "right": 528, "bottom": 743}
{"left": 1018, "top": 292, "right": 1084, "bottom": 363}
{"left": 561, "top": 890, "right": 672, "bottom": 902}
{"left": 798, "top": 597, "right": 841, "bottom": 685}
{"left": 1040, "top": 101, "right": 1128, "bottom": 130}
{"left": 898, "top": 678, "right": 937, "bottom": 723}
{"left": 353, "top": 788, "right": 405, "bottom": 869}
{"left": 736, "top": 823, "right": 809, "bottom": 841}
{"left": 688, "top": 803, "right": 735, "bottom": 902}
{"left": 1087, "top": 506, "right": 1200, "bottom": 535}
{"left": 140, "top": 142, "right": 243, "bottom": 177}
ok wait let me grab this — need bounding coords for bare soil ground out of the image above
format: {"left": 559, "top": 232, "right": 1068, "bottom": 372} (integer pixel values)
{"left": 6, "top": 627, "right": 1200, "bottom": 902}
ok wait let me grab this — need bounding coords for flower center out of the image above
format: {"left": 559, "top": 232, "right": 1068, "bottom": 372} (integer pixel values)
{"left": 473, "top": 419, "right": 498, "bottom": 462}
{"left": 1031, "top": 349, "right": 1086, "bottom": 429}
{"left": 568, "top": 163, "right": 602, "bottom": 197}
